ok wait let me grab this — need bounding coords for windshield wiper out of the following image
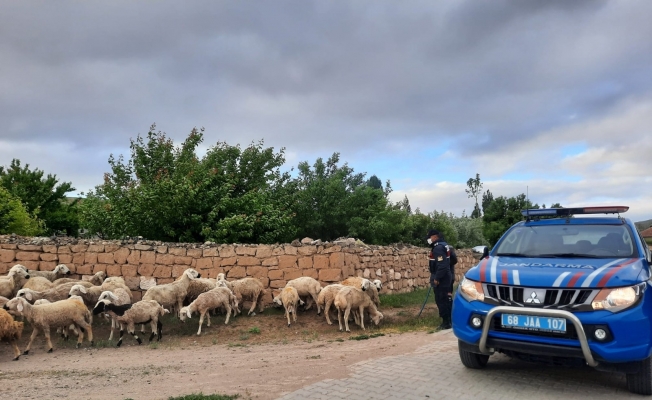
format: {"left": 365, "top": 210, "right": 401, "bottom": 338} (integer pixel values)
{"left": 495, "top": 253, "right": 528, "bottom": 257}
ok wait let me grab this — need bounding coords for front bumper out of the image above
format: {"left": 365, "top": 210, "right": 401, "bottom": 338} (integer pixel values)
{"left": 452, "top": 291, "right": 652, "bottom": 365}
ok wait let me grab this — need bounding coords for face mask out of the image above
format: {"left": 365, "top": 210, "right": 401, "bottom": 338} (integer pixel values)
{"left": 427, "top": 238, "right": 433, "bottom": 245}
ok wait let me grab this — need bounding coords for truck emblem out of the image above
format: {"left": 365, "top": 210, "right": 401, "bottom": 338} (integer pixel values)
{"left": 525, "top": 292, "right": 541, "bottom": 304}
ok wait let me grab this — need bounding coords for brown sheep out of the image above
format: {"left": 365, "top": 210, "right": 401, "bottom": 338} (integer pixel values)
{"left": 0, "top": 308, "right": 24, "bottom": 361}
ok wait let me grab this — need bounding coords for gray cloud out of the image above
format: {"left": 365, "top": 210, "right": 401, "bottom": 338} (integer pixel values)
{"left": 1, "top": 1, "right": 651, "bottom": 219}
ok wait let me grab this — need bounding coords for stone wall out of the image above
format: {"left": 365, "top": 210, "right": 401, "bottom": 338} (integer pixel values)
{"left": 0, "top": 236, "right": 477, "bottom": 303}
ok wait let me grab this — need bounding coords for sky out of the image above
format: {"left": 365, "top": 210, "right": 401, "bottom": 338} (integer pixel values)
{"left": 1, "top": 1, "right": 651, "bottom": 222}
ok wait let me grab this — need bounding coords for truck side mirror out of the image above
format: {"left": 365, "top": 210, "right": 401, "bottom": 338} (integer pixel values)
{"left": 472, "top": 245, "right": 489, "bottom": 260}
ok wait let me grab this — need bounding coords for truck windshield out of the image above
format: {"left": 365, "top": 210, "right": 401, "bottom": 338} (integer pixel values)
{"left": 495, "top": 224, "right": 636, "bottom": 258}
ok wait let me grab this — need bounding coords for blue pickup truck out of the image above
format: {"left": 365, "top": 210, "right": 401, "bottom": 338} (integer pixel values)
{"left": 453, "top": 206, "right": 652, "bottom": 395}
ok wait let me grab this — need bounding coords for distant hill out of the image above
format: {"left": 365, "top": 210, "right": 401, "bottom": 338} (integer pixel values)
{"left": 636, "top": 219, "right": 652, "bottom": 231}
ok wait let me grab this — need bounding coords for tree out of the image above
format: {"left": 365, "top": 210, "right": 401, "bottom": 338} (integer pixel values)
{"left": 482, "top": 193, "right": 537, "bottom": 246}
{"left": 0, "top": 186, "right": 43, "bottom": 236}
{"left": 79, "top": 125, "right": 295, "bottom": 243}
{"left": 366, "top": 175, "right": 383, "bottom": 190}
{"left": 0, "top": 159, "right": 79, "bottom": 235}
{"left": 466, "top": 173, "right": 483, "bottom": 218}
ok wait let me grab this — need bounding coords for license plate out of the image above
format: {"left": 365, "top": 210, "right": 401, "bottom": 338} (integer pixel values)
{"left": 501, "top": 314, "right": 567, "bottom": 333}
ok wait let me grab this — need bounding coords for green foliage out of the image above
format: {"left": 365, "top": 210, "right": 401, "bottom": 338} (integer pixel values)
{"left": 0, "top": 159, "right": 78, "bottom": 235}
{"left": 450, "top": 215, "right": 488, "bottom": 248}
{"left": 482, "top": 192, "right": 538, "bottom": 246}
{"left": 0, "top": 186, "right": 43, "bottom": 236}
{"left": 79, "top": 125, "right": 295, "bottom": 243}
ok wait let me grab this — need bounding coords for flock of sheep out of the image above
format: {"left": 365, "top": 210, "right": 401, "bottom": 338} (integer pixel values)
{"left": 0, "top": 263, "right": 384, "bottom": 361}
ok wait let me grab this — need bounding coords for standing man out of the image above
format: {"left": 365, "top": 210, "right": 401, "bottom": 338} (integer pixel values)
{"left": 427, "top": 229, "right": 453, "bottom": 330}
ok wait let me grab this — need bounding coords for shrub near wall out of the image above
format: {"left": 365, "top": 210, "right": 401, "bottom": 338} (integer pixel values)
{"left": 0, "top": 236, "right": 477, "bottom": 303}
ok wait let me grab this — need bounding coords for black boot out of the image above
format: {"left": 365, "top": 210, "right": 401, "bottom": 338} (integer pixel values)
{"left": 439, "top": 316, "right": 452, "bottom": 330}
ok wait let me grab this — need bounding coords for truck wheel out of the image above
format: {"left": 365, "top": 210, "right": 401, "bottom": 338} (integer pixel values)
{"left": 627, "top": 356, "right": 652, "bottom": 395}
{"left": 458, "top": 341, "right": 489, "bottom": 369}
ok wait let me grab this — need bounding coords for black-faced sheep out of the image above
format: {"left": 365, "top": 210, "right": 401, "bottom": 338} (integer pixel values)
{"left": 92, "top": 299, "right": 169, "bottom": 347}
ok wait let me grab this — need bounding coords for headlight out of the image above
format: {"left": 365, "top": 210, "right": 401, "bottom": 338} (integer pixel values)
{"left": 459, "top": 278, "right": 485, "bottom": 303}
{"left": 592, "top": 284, "right": 644, "bottom": 312}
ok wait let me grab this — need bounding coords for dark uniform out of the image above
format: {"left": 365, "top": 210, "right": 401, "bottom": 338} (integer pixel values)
{"left": 429, "top": 238, "right": 453, "bottom": 329}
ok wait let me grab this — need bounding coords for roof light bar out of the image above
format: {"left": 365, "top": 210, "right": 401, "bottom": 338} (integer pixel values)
{"left": 521, "top": 206, "right": 629, "bottom": 217}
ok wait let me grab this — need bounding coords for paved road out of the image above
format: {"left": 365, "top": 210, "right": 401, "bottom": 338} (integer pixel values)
{"left": 278, "top": 329, "right": 641, "bottom": 400}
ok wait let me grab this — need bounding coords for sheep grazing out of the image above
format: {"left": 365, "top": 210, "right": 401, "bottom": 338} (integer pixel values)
{"left": 17, "top": 281, "right": 95, "bottom": 304}
{"left": 316, "top": 284, "right": 345, "bottom": 325}
{"left": 96, "top": 289, "right": 132, "bottom": 341}
{"left": 0, "top": 265, "right": 31, "bottom": 298}
{"left": 0, "top": 308, "right": 24, "bottom": 361}
{"left": 273, "top": 287, "right": 304, "bottom": 327}
{"left": 334, "top": 286, "right": 383, "bottom": 332}
{"left": 225, "top": 277, "right": 265, "bottom": 316}
{"left": 3, "top": 296, "right": 93, "bottom": 354}
{"left": 179, "top": 287, "right": 238, "bottom": 335}
{"left": 285, "top": 277, "right": 322, "bottom": 313}
{"left": 142, "top": 268, "right": 201, "bottom": 318}
{"left": 27, "top": 264, "right": 71, "bottom": 282}
{"left": 93, "top": 299, "right": 169, "bottom": 347}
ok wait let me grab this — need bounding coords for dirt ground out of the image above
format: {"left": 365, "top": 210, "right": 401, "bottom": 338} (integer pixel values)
{"left": 0, "top": 303, "right": 442, "bottom": 400}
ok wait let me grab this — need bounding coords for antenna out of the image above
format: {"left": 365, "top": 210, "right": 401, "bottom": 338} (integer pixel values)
{"left": 526, "top": 186, "right": 529, "bottom": 221}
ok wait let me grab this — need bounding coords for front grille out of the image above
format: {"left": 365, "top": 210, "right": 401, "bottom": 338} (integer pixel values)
{"left": 484, "top": 284, "right": 597, "bottom": 310}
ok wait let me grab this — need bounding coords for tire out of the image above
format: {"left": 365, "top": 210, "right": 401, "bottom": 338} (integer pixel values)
{"left": 627, "top": 356, "right": 652, "bottom": 395}
{"left": 458, "top": 341, "right": 489, "bottom": 369}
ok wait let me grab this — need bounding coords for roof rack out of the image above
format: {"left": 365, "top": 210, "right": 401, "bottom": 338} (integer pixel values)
{"left": 520, "top": 206, "right": 629, "bottom": 217}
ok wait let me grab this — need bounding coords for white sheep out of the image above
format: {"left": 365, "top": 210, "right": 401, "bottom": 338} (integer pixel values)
{"left": 142, "top": 268, "right": 201, "bottom": 317}
{"left": 0, "top": 308, "right": 24, "bottom": 361}
{"left": 179, "top": 287, "right": 238, "bottom": 335}
{"left": 219, "top": 277, "right": 265, "bottom": 316}
{"left": 52, "top": 271, "right": 106, "bottom": 286}
{"left": 273, "top": 287, "right": 304, "bottom": 327}
{"left": 285, "top": 277, "right": 322, "bottom": 313}
{"left": 3, "top": 296, "right": 93, "bottom": 354}
{"left": 340, "top": 276, "right": 372, "bottom": 291}
{"left": 0, "top": 265, "right": 31, "bottom": 298}
{"left": 17, "top": 281, "right": 95, "bottom": 303}
{"left": 68, "top": 284, "right": 104, "bottom": 308}
{"left": 372, "top": 279, "right": 382, "bottom": 291}
{"left": 334, "top": 286, "right": 383, "bottom": 332}
{"left": 96, "top": 289, "right": 132, "bottom": 341}
{"left": 92, "top": 299, "right": 169, "bottom": 347}
{"left": 27, "top": 264, "right": 71, "bottom": 282}
{"left": 100, "top": 276, "right": 133, "bottom": 302}
{"left": 316, "top": 284, "right": 345, "bottom": 325}
{"left": 32, "top": 299, "right": 80, "bottom": 340}
{"left": 185, "top": 277, "right": 218, "bottom": 304}
{"left": 22, "top": 276, "right": 56, "bottom": 292}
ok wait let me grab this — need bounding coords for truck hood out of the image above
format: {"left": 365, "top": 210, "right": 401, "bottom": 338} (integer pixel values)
{"left": 465, "top": 256, "right": 646, "bottom": 288}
